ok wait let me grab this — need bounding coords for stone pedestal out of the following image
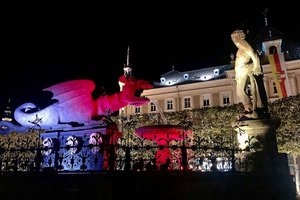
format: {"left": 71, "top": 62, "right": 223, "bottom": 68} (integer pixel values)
{"left": 233, "top": 118, "right": 289, "bottom": 175}
{"left": 234, "top": 118, "right": 278, "bottom": 153}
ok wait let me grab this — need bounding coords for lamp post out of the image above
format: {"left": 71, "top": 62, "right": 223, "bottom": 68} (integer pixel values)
{"left": 181, "top": 128, "right": 188, "bottom": 171}
{"left": 123, "top": 116, "right": 135, "bottom": 171}
{"left": 179, "top": 117, "right": 192, "bottom": 171}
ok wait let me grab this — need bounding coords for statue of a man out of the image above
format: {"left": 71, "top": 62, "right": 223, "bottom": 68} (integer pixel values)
{"left": 231, "top": 30, "right": 266, "bottom": 117}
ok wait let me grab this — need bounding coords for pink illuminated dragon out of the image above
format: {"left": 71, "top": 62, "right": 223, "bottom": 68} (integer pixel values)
{"left": 13, "top": 75, "right": 153, "bottom": 130}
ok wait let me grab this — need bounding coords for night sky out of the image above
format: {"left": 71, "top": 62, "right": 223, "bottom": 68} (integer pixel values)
{"left": 1, "top": 2, "right": 299, "bottom": 111}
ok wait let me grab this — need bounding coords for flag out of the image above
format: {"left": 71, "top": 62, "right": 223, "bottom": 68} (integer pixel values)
{"left": 268, "top": 53, "right": 288, "bottom": 98}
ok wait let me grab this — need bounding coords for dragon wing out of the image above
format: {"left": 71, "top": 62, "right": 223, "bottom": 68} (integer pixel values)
{"left": 43, "top": 80, "right": 96, "bottom": 118}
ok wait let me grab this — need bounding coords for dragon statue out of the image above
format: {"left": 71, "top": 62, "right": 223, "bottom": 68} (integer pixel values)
{"left": 0, "top": 75, "right": 152, "bottom": 134}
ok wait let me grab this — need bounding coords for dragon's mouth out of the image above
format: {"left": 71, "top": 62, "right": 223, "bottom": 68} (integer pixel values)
{"left": 127, "top": 89, "right": 150, "bottom": 106}
{"left": 134, "top": 89, "right": 143, "bottom": 98}
{"left": 126, "top": 83, "right": 153, "bottom": 106}
{"left": 120, "top": 76, "right": 153, "bottom": 107}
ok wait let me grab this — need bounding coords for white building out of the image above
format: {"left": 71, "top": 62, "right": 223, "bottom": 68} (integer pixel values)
{"left": 120, "top": 19, "right": 300, "bottom": 195}
{"left": 122, "top": 39, "right": 300, "bottom": 116}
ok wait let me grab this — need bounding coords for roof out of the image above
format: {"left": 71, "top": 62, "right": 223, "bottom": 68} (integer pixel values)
{"left": 254, "top": 25, "right": 300, "bottom": 63}
{"left": 154, "top": 64, "right": 233, "bottom": 87}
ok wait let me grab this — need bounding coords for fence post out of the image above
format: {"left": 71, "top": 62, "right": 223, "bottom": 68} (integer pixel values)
{"left": 124, "top": 146, "right": 131, "bottom": 171}
{"left": 231, "top": 149, "right": 236, "bottom": 172}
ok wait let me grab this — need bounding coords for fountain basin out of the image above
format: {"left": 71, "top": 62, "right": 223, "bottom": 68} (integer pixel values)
{"left": 135, "top": 125, "right": 191, "bottom": 170}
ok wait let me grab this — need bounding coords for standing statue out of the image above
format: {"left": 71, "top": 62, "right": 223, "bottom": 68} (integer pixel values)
{"left": 231, "top": 30, "right": 268, "bottom": 118}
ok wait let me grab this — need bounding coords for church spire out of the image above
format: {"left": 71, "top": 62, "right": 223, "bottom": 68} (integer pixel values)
{"left": 123, "top": 45, "right": 132, "bottom": 78}
{"left": 1, "top": 98, "right": 12, "bottom": 122}
{"left": 262, "top": 8, "right": 269, "bottom": 27}
{"left": 126, "top": 45, "right": 130, "bottom": 67}
{"left": 262, "top": 8, "right": 273, "bottom": 38}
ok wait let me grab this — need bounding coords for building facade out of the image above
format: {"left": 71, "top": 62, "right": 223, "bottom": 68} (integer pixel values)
{"left": 123, "top": 59, "right": 300, "bottom": 116}
{"left": 119, "top": 23, "right": 300, "bottom": 195}
{"left": 121, "top": 30, "right": 300, "bottom": 116}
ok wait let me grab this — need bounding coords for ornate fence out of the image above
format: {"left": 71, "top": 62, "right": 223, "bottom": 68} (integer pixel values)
{"left": 0, "top": 129, "right": 255, "bottom": 174}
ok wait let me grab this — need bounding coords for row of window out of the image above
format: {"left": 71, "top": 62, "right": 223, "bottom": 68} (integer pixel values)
{"left": 134, "top": 80, "right": 281, "bottom": 114}
{"left": 134, "top": 94, "right": 231, "bottom": 114}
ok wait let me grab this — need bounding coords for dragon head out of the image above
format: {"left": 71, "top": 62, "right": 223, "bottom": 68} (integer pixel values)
{"left": 119, "top": 75, "right": 153, "bottom": 106}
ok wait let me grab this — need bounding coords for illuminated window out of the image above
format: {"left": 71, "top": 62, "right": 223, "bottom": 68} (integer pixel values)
{"left": 223, "top": 95, "right": 230, "bottom": 105}
{"left": 269, "top": 46, "right": 278, "bottom": 54}
{"left": 213, "top": 69, "right": 219, "bottom": 75}
{"left": 160, "top": 77, "right": 166, "bottom": 83}
{"left": 220, "top": 92, "right": 231, "bottom": 106}
{"left": 150, "top": 102, "right": 157, "bottom": 112}
{"left": 203, "top": 99, "right": 210, "bottom": 107}
{"left": 202, "top": 94, "right": 211, "bottom": 107}
{"left": 183, "top": 73, "right": 189, "bottom": 80}
{"left": 183, "top": 97, "right": 191, "bottom": 109}
{"left": 166, "top": 100, "right": 173, "bottom": 110}
{"left": 135, "top": 107, "right": 141, "bottom": 113}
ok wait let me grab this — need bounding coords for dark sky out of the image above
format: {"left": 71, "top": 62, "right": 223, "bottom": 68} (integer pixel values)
{"left": 1, "top": 2, "right": 299, "bottom": 111}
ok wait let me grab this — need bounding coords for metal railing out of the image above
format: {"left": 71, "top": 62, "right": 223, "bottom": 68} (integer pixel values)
{"left": 0, "top": 131, "right": 254, "bottom": 174}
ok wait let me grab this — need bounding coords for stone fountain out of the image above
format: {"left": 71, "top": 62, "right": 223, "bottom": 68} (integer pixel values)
{"left": 135, "top": 124, "right": 191, "bottom": 170}
{"left": 135, "top": 100, "right": 192, "bottom": 170}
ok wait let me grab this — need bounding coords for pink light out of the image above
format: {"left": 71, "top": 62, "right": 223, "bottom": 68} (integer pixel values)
{"left": 14, "top": 75, "right": 153, "bottom": 129}
{"left": 136, "top": 125, "right": 191, "bottom": 170}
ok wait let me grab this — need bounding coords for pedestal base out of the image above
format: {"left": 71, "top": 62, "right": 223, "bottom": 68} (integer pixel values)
{"left": 234, "top": 118, "right": 278, "bottom": 153}
{"left": 233, "top": 118, "right": 284, "bottom": 175}
{"left": 248, "top": 152, "right": 290, "bottom": 175}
